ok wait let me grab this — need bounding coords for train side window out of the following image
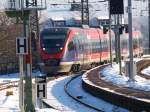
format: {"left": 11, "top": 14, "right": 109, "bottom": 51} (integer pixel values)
{"left": 105, "top": 39, "right": 108, "bottom": 50}
{"left": 102, "top": 40, "right": 104, "bottom": 51}
{"left": 68, "top": 41, "right": 75, "bottom": 51}
{"left": 133, "top": 38, "right": 138, "bottom": 49}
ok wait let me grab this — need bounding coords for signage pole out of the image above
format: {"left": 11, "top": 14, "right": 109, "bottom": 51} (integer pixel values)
{"left": 149, "top": 0, "right": 150, "bottom": 53}
{"left": 117, "top": 15, "right": 122, "bottom": 75}
{"left": 24, "top": 19, "right": 35, "bottom": 112}
{"left": 128, "top": 0, "right": 134, "bottom": 80}
{"left": 19, "top": 55, "right": 24, "bottom": 112}
{"left": 16, "top": 38, "right": 27, "bottom": 112}
{"left": 108, "top": 0, "right": 112, "bottom": 67}
{"left": 21, "top": 0, "right": 34, "bottom": 111}
{"left": 114, "top": 15, "right": 118, "bottom": 63}
{"left": 19, "top": 1, "right": 25, "bottom": 111}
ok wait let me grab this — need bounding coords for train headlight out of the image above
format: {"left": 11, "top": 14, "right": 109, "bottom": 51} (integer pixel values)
{"left": 43, "top": 48, "right": 46, "bottom": 51}
{"left": 60, "top": 47, "right": 63, "bottom": 50}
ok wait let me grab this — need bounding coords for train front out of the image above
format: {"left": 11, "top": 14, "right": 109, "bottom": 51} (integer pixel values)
{"left": 39, "top": 28, "right": 71, "bottom": 74}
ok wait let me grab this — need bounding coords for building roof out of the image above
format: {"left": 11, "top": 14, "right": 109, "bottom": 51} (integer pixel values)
{"left": 51, "top": 17, "right": 65, "bottom": 21}
{"left": 96, "top": 16, "right": 109, "bottom": 20}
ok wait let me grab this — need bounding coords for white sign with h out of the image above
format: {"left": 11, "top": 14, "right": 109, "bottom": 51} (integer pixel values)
{"left": 16, "top": 37, "right": 28, "bottom": 55}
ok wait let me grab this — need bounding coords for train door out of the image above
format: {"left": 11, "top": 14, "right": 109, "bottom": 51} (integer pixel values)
{"left": 80, "top": 34, "right": 86, "bottom": 66}
{"left": 72, "top": 32, "right": 91, "bottom": 69}
{"left": 83, "top": 34, "right": 92, "bottom": 65}
{"left": 78, "top": 33, "right": 91, "bottom": 67}
{"left": 69, "top": 33, "right": 84, "bottom": 65}
{"left": 73, "top": 33, "right": 86, "bottom": 66}
{"left": 69, "top": 33, "right": 84, "bottom": 71}
{"left": 67, "top": 38, "right": 76, "bottom": 61}
{"left": 73, "top": 36, "right": 80, "bottom": 62}
{"left": 67, "top": 36, "right": 81, "bottom": 72}
{"left": 96, "top": 29, "right": 102, "bottom": 63}
{"left": 76, "top": 34, "right": 84, "bottom": 65}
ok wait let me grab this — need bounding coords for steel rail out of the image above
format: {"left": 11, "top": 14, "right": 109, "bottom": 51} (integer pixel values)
{"left": 64, "top": 73, "right": 104, "bottom": 112}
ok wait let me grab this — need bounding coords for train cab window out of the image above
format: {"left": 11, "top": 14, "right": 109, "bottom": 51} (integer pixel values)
{"left": 103, "top": 40, "right": 106, "bottom": 50}
{"left": 68, "top": 41, "right": 75, "bottom": 51}
{"left": 121, "top": 40, "right": 126, "bottom": 48}
{"left": 41, "top": 34, "right": 67, "bottom": 54}
{"left": 139, "top": 37, "right": 142, "bottom": 46}
{"left": 100, "top": 40, "right": 103, "bottom": 51}
{"left": 133, "top": 38, "right": 138, "bottom": 49}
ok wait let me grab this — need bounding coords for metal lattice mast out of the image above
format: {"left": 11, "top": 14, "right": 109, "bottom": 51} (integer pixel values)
{"left": 30, "top": 11, "right": 39, "bottom": 33}
{"left": 29, "top": 10, "right": 41, "bottom": 71}
{"left": 81, "top": 0, "right": 89, "bottom": 25}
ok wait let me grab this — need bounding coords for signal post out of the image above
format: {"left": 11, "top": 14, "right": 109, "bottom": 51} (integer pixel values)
{"left": 109, "top": 0, "right": 124, "bottom": 74}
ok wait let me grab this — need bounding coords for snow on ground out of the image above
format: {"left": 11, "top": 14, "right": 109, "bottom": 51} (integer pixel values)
{"left": 66, "top": 75, "right": 129, "bottom": 112}
{"left": 44, "top": 76, "right": 97, "bottom": 112}
{"left": 142, "top": 66, "right": 150, "bottom": 77}
{"left": 0, "top": 87, "right": 19, "bottom": 112}
{"left": 35, "top": 108, "right": 60, "bottom": 112}
{"left": 100, "top": 64, "right": 150, "bottom": 92}
{"left": 0, "top": 73, "right": 19, "bottom": 83}
{"left": 0, "top": 71, "right": 46, "bottom": 83}
{"left": 0, "top": 64, "right": 149, "bottom": 111}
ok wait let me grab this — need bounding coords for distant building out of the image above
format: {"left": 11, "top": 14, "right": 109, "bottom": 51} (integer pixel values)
{"left": 72, "top": 16, "right": 81, "bottom": 26}
{"left": 70, "top": 3, "right": 81, "bottom": 11}
{"left": 96, "top": 16, "right": 110, "bottom": 27}
{"left": 51, "top": 17, "right": 66, "bottom": 27}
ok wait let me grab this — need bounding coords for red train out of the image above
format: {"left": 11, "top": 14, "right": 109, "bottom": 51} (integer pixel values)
{"left": 39, "top": 27, "right": 142, "bottom": 73}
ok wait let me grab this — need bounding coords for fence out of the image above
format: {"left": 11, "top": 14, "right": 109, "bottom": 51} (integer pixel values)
{"left": 0, "top": 62, "right": 19, "bottom": 75}
{"left": 0, "top": 61, "right": 38, "bottom": 75}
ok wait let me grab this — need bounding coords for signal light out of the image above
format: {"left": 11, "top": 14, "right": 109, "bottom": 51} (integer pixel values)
{"left": 110, "top": 0, "right": 124, "bottom": 14}
{"left": 103, "top": 27, "right": 108, "bottom": 34}
{"left": 26, "top": 0, "right": 29, "bottom": 7}
{"left": 119, "top": 26, "right": 124, "bottom": 34}
{"left": 125, "top": 25, "right": 128, "bottom": 33}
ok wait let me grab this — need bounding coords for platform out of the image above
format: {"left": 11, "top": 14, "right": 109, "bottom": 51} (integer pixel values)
{"left": 82, "top": 63, "right": 150, "bottom": 112}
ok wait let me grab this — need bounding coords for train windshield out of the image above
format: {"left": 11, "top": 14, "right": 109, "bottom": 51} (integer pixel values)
{"left": 42, "top": 34, "right": 67, "bottom": 54}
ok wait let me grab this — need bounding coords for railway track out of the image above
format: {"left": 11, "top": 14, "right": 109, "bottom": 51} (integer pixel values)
{"left": 43, "top": 67, "right": 133, "bottom": 111}
{"left": 64, "top": 73, "right": 105, "bottom": 112}
{"left": 0, "top": 81, "right": 18, "bottom": 91}
{"left": 0, "top": 58, "right": 149, "bottom": 111}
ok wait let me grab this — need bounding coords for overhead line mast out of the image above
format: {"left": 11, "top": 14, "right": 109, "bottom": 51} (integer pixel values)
{"left": 81, "top": 0, "right": 89, "bottom": 25}
{"left": 5, "top": 0, "right": 46, "bottom": 111}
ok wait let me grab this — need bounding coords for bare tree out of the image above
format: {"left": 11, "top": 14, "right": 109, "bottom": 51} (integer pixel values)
{"left": 0, "top": 12, "right": 14, "bottom": 26}
{"left": 0, "top": 12, "right": 22, "bottom": 64}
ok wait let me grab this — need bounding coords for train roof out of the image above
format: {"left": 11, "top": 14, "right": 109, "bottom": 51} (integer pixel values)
{"left": 40, "top": 27, "right": 88, "bottom": 34}
{"left": 40, "top": 27, "right": 70, "bottom": 35}
{"left": 40, "top": 27, "right": 111, "bottom": 36}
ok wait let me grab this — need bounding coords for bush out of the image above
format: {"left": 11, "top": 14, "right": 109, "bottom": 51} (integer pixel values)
{"left": 6, "top": 91, "right": 13, "bottom": 96}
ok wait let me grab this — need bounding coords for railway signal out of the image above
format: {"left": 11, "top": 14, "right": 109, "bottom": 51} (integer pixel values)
{"left": 109, "top": 0, "right": 124, "bottom": 14}
{"left": 109, "top": 0, "right": 124, "bottom": 74}
{"left": 81, "top": 0, "right": 89, "bottom": 25}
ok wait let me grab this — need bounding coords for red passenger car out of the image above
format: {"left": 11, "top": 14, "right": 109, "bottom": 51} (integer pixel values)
{"left": 39, "top": 27, "right": 142, "bottom": 74}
